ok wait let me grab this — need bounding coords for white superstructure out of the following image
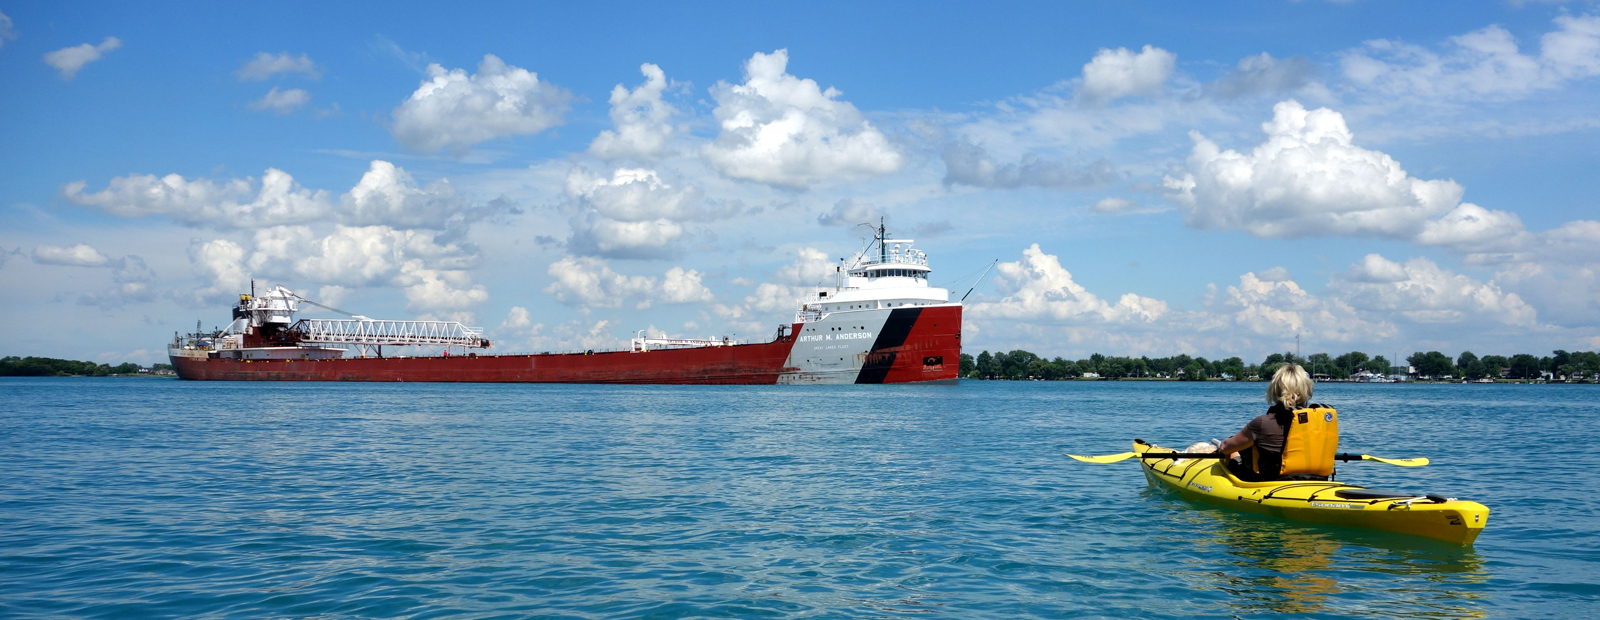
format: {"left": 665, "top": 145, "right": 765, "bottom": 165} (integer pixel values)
{"left": 797, "top": 233, "right": 951, "bottom": 323}
{"left": 775, "top": 222, "right": 962, "bottom": 384}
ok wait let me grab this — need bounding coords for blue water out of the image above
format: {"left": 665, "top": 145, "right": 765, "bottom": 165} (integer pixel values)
{"left": 2, "top": 379, "right": 1597, "bottom": 619}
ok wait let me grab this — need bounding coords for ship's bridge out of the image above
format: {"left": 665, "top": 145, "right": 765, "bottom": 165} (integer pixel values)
{"left": 795, "top": 228, "right": 953, "bottom": 323}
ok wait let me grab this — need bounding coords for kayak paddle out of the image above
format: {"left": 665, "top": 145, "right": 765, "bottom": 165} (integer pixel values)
{"left": 1345, "top": 454, "right": 1429, "bottom": 467}
{"left": 1065, "top": 451, "right": 1428, "bottom": 466}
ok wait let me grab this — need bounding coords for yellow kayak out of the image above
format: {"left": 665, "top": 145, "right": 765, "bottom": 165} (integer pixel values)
{"left": 1134, "top": 440, "right": 1489, "bottom": 545}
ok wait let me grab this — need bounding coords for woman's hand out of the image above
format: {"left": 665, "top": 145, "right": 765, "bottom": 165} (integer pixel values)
{"left": 1215, "top": 429, "right": 1253, "bottom": 457}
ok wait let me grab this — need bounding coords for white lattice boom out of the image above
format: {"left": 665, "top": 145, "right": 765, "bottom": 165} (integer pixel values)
{"left": 291, "top": 319, "right": 490, "bottom": 348}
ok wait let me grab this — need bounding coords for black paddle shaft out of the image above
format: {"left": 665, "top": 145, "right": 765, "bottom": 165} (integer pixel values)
{"left": 1140, "top": 452, "right": 1367, "bottom": 461}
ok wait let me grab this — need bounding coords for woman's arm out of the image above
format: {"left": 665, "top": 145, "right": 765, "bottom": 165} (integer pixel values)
{"left": 1216, "top": 428, "right": 1253, "bottom": 457}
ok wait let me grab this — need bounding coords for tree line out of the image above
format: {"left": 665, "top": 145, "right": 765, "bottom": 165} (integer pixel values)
{"left": 1404, "top": 350, "right": 1599, "bottom": 380}
{"left": 958, "top": 349, "right": 1600, "bottom": 382}
{"left": 0, "top": 356, "right": 171, "bottom": 377}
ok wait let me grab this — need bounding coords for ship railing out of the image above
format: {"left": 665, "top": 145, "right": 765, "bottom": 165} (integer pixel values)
{"left": 856, "top": 249, "right": 928, "bottom": 267}
{"left": 630, "top": 336, "right": 741, "bottom": 352}
{"left": 290, "top": 319, "right": 491, "bottom": 348}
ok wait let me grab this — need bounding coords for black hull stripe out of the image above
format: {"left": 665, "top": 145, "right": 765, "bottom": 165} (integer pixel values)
{"left": 855, "top": 308, "right": 922, "bottom": 384}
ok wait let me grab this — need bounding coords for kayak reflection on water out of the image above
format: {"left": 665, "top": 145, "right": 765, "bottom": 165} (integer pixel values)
{"left": 1174, "top": 507, "right": 1489, "bottom": 618}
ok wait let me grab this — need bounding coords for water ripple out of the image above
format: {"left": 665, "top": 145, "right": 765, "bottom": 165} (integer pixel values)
{"left": 1, "top": 379, "right": 1597, "bottom": 618}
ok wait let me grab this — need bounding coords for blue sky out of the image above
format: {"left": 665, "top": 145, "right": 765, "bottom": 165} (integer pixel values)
{"left": 2, "top": 1, "right": 1597, "bottom": 364}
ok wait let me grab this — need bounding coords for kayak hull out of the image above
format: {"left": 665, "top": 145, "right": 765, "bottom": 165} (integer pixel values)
{"left": 1135, "top": 441, "right": 1489, "bottom": 546}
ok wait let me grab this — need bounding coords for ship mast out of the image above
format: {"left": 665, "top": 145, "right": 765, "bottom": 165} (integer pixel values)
{"left": 878, "top": 217, "right": 888, "bottom": 264}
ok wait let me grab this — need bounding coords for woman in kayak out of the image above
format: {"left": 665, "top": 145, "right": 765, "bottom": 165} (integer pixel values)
{"left": 1214, "top": 363, "right": 1337, "bottom": 482}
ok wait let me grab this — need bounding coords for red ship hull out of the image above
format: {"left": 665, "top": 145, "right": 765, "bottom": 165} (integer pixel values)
{"left": 172, "top": 307, "right": 962, "bottom": 384}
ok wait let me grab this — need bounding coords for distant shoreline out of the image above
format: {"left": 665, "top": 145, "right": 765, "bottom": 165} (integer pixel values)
{"left": 963, "top": 376, "right": 1596, "bottom": 385}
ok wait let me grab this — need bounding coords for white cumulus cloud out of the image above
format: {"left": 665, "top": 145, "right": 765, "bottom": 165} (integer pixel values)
{"left": 1415, "top": 202, "right": 1528, "bottom": 253}
{"left": 589, "top": 63, "right": 678, "bottom": 160}
{"left": 743, "top": 282, "right": 805, "bottom": 314}
{"left": 1341, "top": 15, "right": 1600, "bottom": 101}
{"left": 1162, "top": 99, "right": 1597, "bottom": 335}
{"left": 189, "top": 224, "right": 487, "bottom": 313}
{"left": 969, "top": 244, "right": 1167, "bottom": 323}
{"left": 499, "top": 306, "right": 535, "bottom": 332}
{"left": 398, "top": 261, "right": 488, "bottom": 316}
{"left": 1079, "top": 45, "right": 1176, "bottom": 102}
{"left": 1206, "top": 271, "right": 1392, "bottom": 344}
{"left": 63, "top": 168, "right": 326, "bottom": 228}
{"left": 661, "top": 267, "right": 715, "bottom": 304}
{"left": 1332, "top": 254, "right": 1538, "bottom": 327}
{"left": 247, "top": 87, "right": 311, "bottom": 114}
{"left": 63, "top": 160, "right": 494, "bottom": 230}
{"left": 44, "top": 36, "right": 121, "bottom": 80}
{"left": 238, "top": 52, "right": 320, "bottom": 81}
{"left": 543, "top": 256, "right": 657, "bottom": 308}
{"left": 777, "top": 246, "right": 837, "bottom": 286}
{"left": 1165, "top": 100, "right": 1464, "bottom": 240}
{"left": 708, "top": 248, "right": 838, "bottom": 322}
{"left": 188, "top": 239, "right": 250, "bottom": 305}
{"left": 702, "top": 49, "right": 904, "bottom": 189}
{"left": 562, "top": 168, "right": 738, "bottom": 259}
{"left": 32, "top": 243, "right": 113, "bottom": 267}
{"left": 341, "top": 160, "right": 492, "bottom": 229}
{"left": 391, "top": 54, "right": 571, "bottom": 154}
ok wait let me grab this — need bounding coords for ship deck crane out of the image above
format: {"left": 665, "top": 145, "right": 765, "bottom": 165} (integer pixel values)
{"left": 237, "top": 285, "right": 491, "bottom": 357}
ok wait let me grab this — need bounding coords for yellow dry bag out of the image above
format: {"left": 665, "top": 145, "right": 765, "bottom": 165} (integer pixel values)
{"left": 1280, "top": 405, "right": 1338, "bottom": 477}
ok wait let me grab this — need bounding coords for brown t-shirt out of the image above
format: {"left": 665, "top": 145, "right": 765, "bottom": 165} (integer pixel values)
{"left": 1243, "top": 404, "right": 1294, "bottom": 474}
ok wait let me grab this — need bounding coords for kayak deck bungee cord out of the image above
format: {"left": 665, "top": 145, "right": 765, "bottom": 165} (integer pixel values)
{"left": 1132, "top": 439, "right": 1489, "bottom": 545}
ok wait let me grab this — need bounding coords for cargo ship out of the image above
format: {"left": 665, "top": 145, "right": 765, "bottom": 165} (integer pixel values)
{"left": 168, "top": 225, "right": 962, "bottom": 384}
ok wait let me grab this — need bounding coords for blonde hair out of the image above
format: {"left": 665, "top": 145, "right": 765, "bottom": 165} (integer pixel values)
{"left": 1267, "top": 363, "right": 1314, "bottom": 409}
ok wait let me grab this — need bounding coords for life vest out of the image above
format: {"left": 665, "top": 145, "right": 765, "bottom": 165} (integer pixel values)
{"left": 1279, "top": 404, "right": 1338, "bottom": 477}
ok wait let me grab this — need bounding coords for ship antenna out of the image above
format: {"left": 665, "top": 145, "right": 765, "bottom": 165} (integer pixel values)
{"left": 961, "top": 259, "right": 1000, "bottom": 302}
{"left": 851, "top": 222, "right": 878, "bottom": 267}
{"left": 879, "top": 217, "right": 887, "bottom": 264}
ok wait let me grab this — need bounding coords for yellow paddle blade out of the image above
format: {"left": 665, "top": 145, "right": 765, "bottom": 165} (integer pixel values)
{"left": 1065, "top": 452, "right": 1137, "bottom": 464}
{"left": 1362, "top": 454, "right": 1429, "bottom": 467}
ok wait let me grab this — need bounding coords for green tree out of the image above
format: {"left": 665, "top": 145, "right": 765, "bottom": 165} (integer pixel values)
{"left": 1099, "top": 357, "right": 1127, "bottom": 378}
{"left": 1481, "top": 354, "right": 1509, "bottom": 378}
{"left": 975, "top": 351, "right": 997, "bottom": 379}
{"left": 1003, "top": 350, "right": 1041, "bottom": 380}
{"left": 1572, "top": 351, "right": 1600, "bottom": 379}
{"left": 1307, "top": 353, "right": 1331, "bottom": 376}
{"left": 959, "top": 353, "right": 975, "bottom": 378}
{"left": 1508, "top": 354, "right": 1541, "bottom": 379}
{"left": 1218, "top": 357, "right": 1245, "bottom": 380}
{"left": 1457, "top": 351, "right": 1488, "bottom": 380}
{"left": 1335, "top": 351, "right": 1369, "bottom": 377}
{"left": 1407, "top": 351, "right": 1454, "bottom": 379}
{"left": 0, "top": 356, "right": 144, "bottom": 376}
